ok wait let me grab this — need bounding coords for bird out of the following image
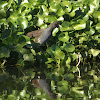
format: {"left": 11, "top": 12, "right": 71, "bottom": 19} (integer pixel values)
{"left": 32, "top": 78, "right": 57, "bottom": 99}
{"left": 26, "top": 21, "right": 60, "bottom": 44}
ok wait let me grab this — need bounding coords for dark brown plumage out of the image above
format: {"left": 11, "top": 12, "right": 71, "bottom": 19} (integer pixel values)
{"left": 26, "top": 21, "right": 60, "bottom": 44}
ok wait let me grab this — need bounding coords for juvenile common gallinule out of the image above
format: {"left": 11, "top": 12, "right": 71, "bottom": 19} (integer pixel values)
{"left": 32, "top": 78, "right": 57, "bottom": 99}
{"left": 26, "top": 21, "right": 60, "bottom": 44}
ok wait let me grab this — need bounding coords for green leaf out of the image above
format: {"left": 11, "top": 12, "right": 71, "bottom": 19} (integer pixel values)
{"left": 57, "top": 80, "right": 68, "bottom": 94}
{"left": 60, "top": 21, "right": 73, "bottom": 31}
{"left": 52, "top": 27, "right": 59, "bottom": 36}
{"left": 26, "top": 14, "right": 32, "bottom": 21}
{"left": 37, "top": 16, "right": 44, "bottom": 26}
{"left": 41, "top": 5, "right": 49, "bottom": 16}
{"left": 17, "top": 16, "right": 28, "bottom": 29}
{"left": 61, "top": 1, "right": 72, "bottom": 12}
{"left": 20, "top": 89, "right": 26, "bottom": 97}
{"left": 49, "top": 2, "right": 60, "bottom": 13}
{"left": 72, "top": 53, "right": 78, "bottom": 61}
{"left": 72, "top": 87, "right": 85, "bottom": 96}
{"left": 0, "top": 1, "right": 8, "bottom": 9}
{"left": 45, "top": 58, "right": 54, "bottom": 64}
{"left": 95, "top": 23, "right": 100, "bottom": 32}
{"left": 89, "top": 0, "right": 99, "bottom": 11}
{"left": 68, "top": 10, "right": 75, "bottom": 17}
{"left": 64, "top": 73, "right": 74, "bottom": 80}
{"left": 8, "top": 95, "right": 16, "bottom": 100}
{"left": 55, "top": 50, "right": 65, "bottom": 60}
{"left": 56, "top": 7, "right": 65, "bottom": 16}
{"left": 0, "top": 18, "right": 8, "bottom": 26}
{"left": 93, "top": 11, "right": 100, "bottom": 21}
{"left": 66, "top": 57, "right": 71, "bottom": 65}
{"left": 79, "top": 37, "right": 87, "bottom": 44}
{"left": 89, "top": 49, "right": 100, "bottom": 57}
{"left": 58, "top": 32, "right": 69, "bottom": 42}
{"left": 86, "top": 27, "right": 95, "bottom": 35}
{"left": 45, "top": 15, "right": 57, "bottom": 23}
{"left": 9, "top": 12, "right": 18, "bottom": 23}
{"left": 0, "top": 46, "right": 10, "bottom": 58}
{"left": 0, "top": 9, "right": 6, "bottom": 19}
{"left": 46, "top": 45, "right": 65, "bottom": 60}
{"left": 61, "top": 43, "right": 75, "bottom": 52}
{"left": 23, "top": 53, "right": 34, "bottom": 61}
{"left": 71, "top": 19, "right": 86, "bottom": 30}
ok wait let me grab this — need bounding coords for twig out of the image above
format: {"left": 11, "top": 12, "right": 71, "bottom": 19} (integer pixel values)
{"left": 0, "top": 59, "right": 6, "bottom": 73}
{"left": 76, "top": 52, "right": 81, "bottom": 79}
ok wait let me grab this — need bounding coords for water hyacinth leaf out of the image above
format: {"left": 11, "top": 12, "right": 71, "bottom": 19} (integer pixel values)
{"left": 57, "top": 80, "right": 68, "bottom": 94}
{"left": 68, "top": 10, "right": 75, "bottom": 17}
{"left": 19, "top": 4, "right": 31, "bottom": 15}
{"left": 46, "top": 45, "right": 61, "bottom": 58}
{"left": 56, "top": 7, "right": 65, "bottom": 16}
{"left": 23, "top": 53, "right": 34, "bottom": 61}
{"left": 0, "top": 18, "right": 8, "bottom": 26}
{"left": 41, "top": 5, "right": 49, "bottom": 16}
{"left": 17, "top": 32, "right": 24, "bottom": 35}
{"left": 8, "top": 95, "right": 16, "bottom": 100}
{"left": 89, "top": 49, "right": 100, "bottom": 57}
{"left": 86, "top": 27, "right": 95, "bottom": 35}
{"left": 46, "top": 47, "right": 53, "bottom": 56}
{"left": 45, "top": 58, "right": 54, "bottom": 64}
{"left": 0, "top": 9, "right": 6, "bottom": 19}
{"left": 57, "top": 16, "right": 64, "bottom": 21}
{"left": 66, "top": 57, "right": 71, "bottom": 65}
{"left": 37, "top": 0, "right": 45, "bottom": 3}
{"left": 22, "top": 35, "right": 30, "bottom": 42}
{"left": 68, "top": 5, "right": 79, "bottom": 17}
{"left": 52, "top": 27, "right": 59, "bottom": 36}
{"left": 72, "top": 53, "right": 78, "bottom": 61}
{"left": 46, "top": 45, "right": 58, "bottom": 55}
{"left": 72, "top": 19, "right": 86, "bottom": 30}
{"left": 55, "top": 50, "right": 65, "bottom": 60}
{"left": 58, "top": 32, "right": 69, "bottom": 42}
{"left": 57, "top": 80, "right": 68, "bottom": 87}
{"left": 89, "top": 0, "right": 99, "bottom": 11}
{"left": 26, "top": 14, "right": 32, "bottom": 21}
{"left": 9, "top": 12, "right": 18, "bottom": 24}
{"left": 0, "top": 46, "right": 10, "bottom": 58}
{"left": 37, "top": 17, "right": 44, "bottom": 26}
{"left": 16, "top": 16, "right": 28, "bottom": 29}
{"left": 59, "top": 67, "right": 64, "bottom": 75}
{"left": 28, "top": 0, "right": 44, "bottom": 5}
{"left": 51, "top": 45, "right": 60, "bottom": 51}
{"left": 64, "top": 73, "right": 74, "bottom": 81}
{"left": 40, "top": 23, "right": 47, "bottom": 29}
{"left": 0, "top": 1, "right": 8, "bottom": 9}
{"left": 1, "top": 29, "right": 11, "bottom": 39}
{"left": 49, "top": 2, "right": 60, "bottom": 13}
{"left": 60, "top": 21, "right": 73, "bottom": 31}
{"left": 72, "top": 87, "right": 85, "bottom": 96}
{"left": 83, "top": 14, "right": 89, "bottom": 21}
{"left": 20, "top": 89, "right": 26, "bottom": 97}
{"left": 61, "top": 43, "right": 75, "bottom": 52}
{"left": 45, "top": 15, "right": 57, "bottom": 23}
{"left": 95, "top": 23, "right": 100, "bottom": 32}
{"left": 79, "top": 37, "right": 87, "bottom": 44}
{"left": 93, "top": 11, "right": 100, "bottom": 21}
{"left": 61, "top": 1, "right": 72, "bottom": 12}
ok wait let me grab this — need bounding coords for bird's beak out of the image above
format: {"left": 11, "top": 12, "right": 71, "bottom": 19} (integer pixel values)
{"left": 59, "top": 24, "right": 62, "bottom": 28}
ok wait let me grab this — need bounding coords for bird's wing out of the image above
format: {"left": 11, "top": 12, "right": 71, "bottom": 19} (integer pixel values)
{"left": 26, "top": 29, "right": 44, "bottom": 38}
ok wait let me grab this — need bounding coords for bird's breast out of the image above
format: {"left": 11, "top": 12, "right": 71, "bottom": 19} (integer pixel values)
{"left": 39, "top": 30, "right": 52, "bottom": 44}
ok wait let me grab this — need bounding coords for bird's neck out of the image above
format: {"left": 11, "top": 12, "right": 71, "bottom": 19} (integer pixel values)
{"left": 47, "top": 25, "right": 55, "bottom": 32}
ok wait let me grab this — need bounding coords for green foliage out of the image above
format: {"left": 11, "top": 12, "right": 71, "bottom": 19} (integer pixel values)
{"left": 0, "top": 0, "right": 100, "bottom": 99}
